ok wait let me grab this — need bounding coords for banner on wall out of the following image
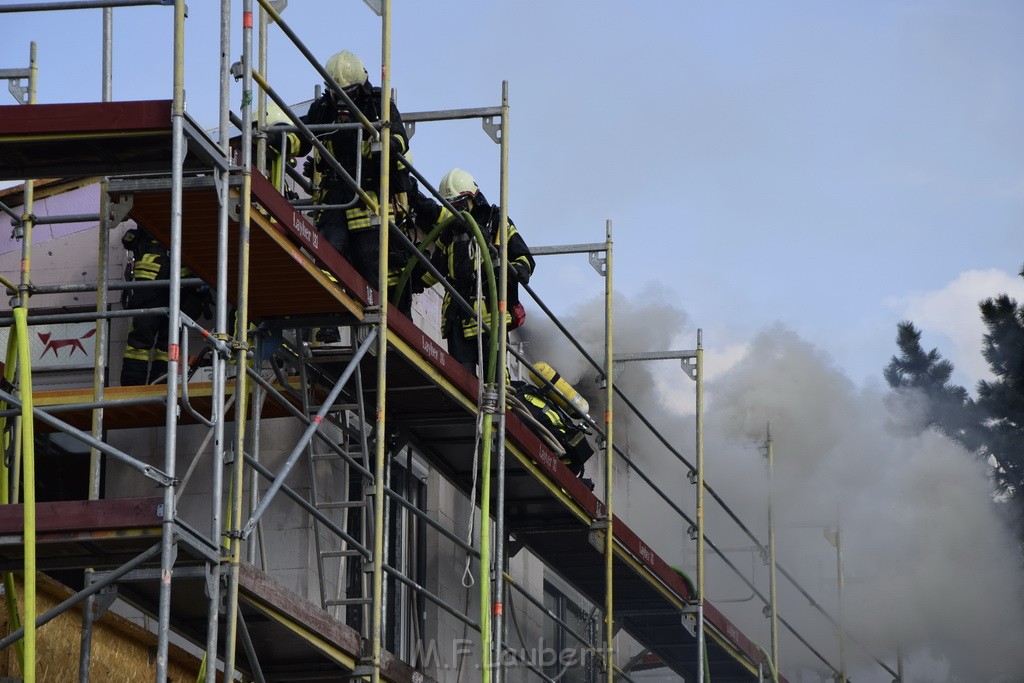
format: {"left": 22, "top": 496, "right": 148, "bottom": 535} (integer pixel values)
{"left": 0, "top": 321, "right": 97, "bottom": 371}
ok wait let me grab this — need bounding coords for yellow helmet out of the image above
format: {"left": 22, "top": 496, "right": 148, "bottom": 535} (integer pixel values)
{"left": 264, "top": 100, "right": 292, "bottom": 126}
{"left": 439, "top": 168, "right": 479, "bottom": 203}
{"left": 325, "top": 50, "right": 368, "bottom": 90}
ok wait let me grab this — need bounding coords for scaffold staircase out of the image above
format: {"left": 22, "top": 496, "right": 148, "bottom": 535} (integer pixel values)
{"left": 295, "top": 329, "right": 374, "bottom": 626}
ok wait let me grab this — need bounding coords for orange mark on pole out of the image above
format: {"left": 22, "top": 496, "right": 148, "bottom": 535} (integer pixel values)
{"left": 242, "top": 11, "right": 253, "bottom": 28}
{"left": 168, "top": 344, "right": 180, "bottom": 362}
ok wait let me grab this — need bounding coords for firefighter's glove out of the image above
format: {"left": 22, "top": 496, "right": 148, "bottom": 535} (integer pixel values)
{"left": 510, "top": 263, "right": 531, "bottom": 285}
{"left": 302, "top": 156, "right": 315, "bottom": 179}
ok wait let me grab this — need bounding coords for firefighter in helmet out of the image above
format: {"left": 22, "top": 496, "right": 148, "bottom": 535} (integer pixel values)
{"left": 414, "top": 168, "right": 535, "bottom": 375}
{"left": 510, "top": 379, "right": 595, "bottom": 489}
{"left": 120, "top": 228, "right": 210, "bottom": 386}
{"left": 299, "top": 50, "right": 417, "bottom": 329}
{"left": 263, "top": 100, "right": 302, "bottom": 199}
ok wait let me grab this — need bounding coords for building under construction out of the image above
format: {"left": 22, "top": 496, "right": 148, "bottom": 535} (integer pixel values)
{"left": 0, "top": 2, "right": 907, "bottom": 682}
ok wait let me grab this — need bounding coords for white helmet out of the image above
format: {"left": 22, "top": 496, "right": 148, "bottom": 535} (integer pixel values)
{"left": 264, "top": 100, "right": 292, "bottom": 126}
{"left": 439, "top": 168, "right": 479, "bottom": 203}
{"left": 325, "top": 50, "right": 368, "bottom": 90}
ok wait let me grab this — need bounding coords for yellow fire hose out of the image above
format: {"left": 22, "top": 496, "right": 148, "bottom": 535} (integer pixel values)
{"left": 0, "top": 309, "right": 37, "bottom": 679}
{"left": 0, "top": 320, "right": 24, "bottom": 669}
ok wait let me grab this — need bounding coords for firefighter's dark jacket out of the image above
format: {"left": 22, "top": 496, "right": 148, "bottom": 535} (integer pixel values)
{"left": 413, "top": 191, "right": 536, "bottom": 339}
{"left": 298, "top": 83, "right": 413, "bottom": 208}
{"left": 122, "top": 228, "right": 193, "bottom": 282}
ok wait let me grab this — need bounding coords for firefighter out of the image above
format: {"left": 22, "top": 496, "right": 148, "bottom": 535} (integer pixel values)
{"left": 263, "top": 100, "right": 302, "bottom": 199}
{"left": 120, "top": 228, "right": 210, "bottom": 386}
{"left": 510, "top": 380, "right": 595, "bottom": 489}
{"left": 414, "top": 168, "right": 535, "bottom": 375}
{"left": 299, "top": 49, "right": 416, "bottom": 331}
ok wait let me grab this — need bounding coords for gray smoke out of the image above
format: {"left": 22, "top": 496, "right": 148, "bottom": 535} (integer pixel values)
{"left": 518, "top": 293, "right": 1024, "bottom": 682}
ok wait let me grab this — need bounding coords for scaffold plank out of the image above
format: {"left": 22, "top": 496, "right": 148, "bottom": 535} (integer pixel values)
{"left": 27, "top": 379, "right": 302, "bottom": 432}
{"left": 0, "top": 100, "right": 225, "bottom": 180}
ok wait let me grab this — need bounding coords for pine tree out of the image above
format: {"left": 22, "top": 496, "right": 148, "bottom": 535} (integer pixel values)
{"left": 885, "top": 266, "right": 1024, "bottom": 516}
{"left": 883, "top": 321, "right": 985, "bottom": 452}
{"left": 976, "top": 273, "right": 1024, "bottom": 500}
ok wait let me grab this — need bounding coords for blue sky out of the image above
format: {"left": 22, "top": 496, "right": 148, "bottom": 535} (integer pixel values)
{"left": 4, "top": 1, "right": 1024, "bottom": 390}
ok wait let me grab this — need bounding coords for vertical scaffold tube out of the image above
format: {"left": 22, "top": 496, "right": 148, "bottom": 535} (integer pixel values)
{"left": 603, "top": 220, "right": 614, "bottom": 683}
{"left": 491, "top": 80, "right": 510, "bottom": 683}
{"left": 156, "top": 4, "right": 186, "bottom": 679}
{"left": 255, "top": 2, "right": 268, "bottom": 175}
{"left": 80, "top": 182, "right": 112, "bottom": 682}
{"left": 224, "top": 1, "right": 255, "bottom": 679}
{"left": 204, "top": 2, "right": 232, "bottom": 679}
{"left": 371, "top": 2, "right": 393, "bottom": 682}
{"left": 695, "top": 329, "right": 705, "bottom": 683}
{"left": 17, "top": 43, "right": 36, "bottom": 308}
{"left": 249, "top": 0, "right": 269, "bottom": 569}
{"left": 101, "top": 8, "right": 112, "bottom": 100}
{"left": 767, "top": 424, "right": 779, "bottom": 681}
{"left": 835, "top": 514, "right": 847, "bottom": 683}
{"left": 18, "top": 42, "right": 38, "bottom": 683}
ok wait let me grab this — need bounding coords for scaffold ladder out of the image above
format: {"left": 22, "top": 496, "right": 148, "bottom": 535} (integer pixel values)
{"left": 298, "top": 330, "right": 374, "bottom": 626}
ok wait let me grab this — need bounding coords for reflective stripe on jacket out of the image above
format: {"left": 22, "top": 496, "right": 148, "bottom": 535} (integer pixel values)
{"left": 420, "top": 204, "right": 535, "bottom": 339}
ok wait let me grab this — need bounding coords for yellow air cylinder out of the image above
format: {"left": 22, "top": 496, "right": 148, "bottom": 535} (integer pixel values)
{"left": 528, "top": 362, "right": 590, "bottom": 417}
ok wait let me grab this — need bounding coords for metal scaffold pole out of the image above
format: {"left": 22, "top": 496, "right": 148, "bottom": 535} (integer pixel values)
{"left": 101, "top": 7, "right": 112, "bottom": 99}
{"left": 81, "top": 12, "right": 114, "bottom": 676}
{"left": 255, "top": 1, "right": 268, "bottom": 175}
{"left": 203, "top": 1, "right": 232, "bottom": 678}
{"left": 695, "top": 329, "right": 705, "bottom": 683}
{"left": 156, "top": 2, "right": 186, "bottom": 678}
{"left": 767, "top": 424, "right": 779, "bottom": 681}
{"left": 79, "top": 180, "right": 111, "bottom": 682}
{"left": 370, "top": 1, "right": 393, "bottom": 681}
{"left": 12, "top": 42, "right": 39, "bottom": 683}
{"left": 224, "top": 0, "right": 256, "bottom": 679}
{"left": 603, "top": 219, "right": 614, "bottom": 683}
{"left": 16, "top": 40, "right": 36, "bottom": 304}
{"left": 835, "top": 512, "right": 847, "bottom": 683}
{"left": 491, "top": 79, "right": 510, "bottom": 683}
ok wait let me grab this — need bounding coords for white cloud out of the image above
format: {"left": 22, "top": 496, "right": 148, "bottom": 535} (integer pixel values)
{"left": 891, "top": 268, "right": 1024, "bottom": 387}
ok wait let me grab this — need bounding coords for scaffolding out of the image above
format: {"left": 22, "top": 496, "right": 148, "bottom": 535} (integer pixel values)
{"left": 0, "top": 2, "right": 906, "bottom": 683}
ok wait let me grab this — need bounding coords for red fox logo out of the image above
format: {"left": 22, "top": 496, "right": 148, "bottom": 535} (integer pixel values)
{"left": 37, "top": 328, "right": 96, "bottom": 358}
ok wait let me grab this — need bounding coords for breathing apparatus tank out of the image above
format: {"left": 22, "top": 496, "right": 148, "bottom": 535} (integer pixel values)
{"left": 528, "top": 362, "right": 590, "bottom": 418}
